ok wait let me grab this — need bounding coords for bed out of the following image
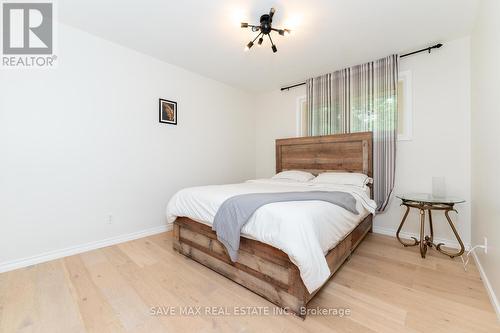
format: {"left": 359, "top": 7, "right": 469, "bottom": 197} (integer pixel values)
{"left": 167, "top": 132, "right": 374, "bottom": 318}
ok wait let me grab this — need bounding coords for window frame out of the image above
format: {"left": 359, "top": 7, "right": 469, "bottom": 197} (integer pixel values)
{"left": 398, "top": 70, "right": 413, "bottom": 141}
{"left": 296, "top": 95, "right": 307, "bottom": 137}
{"left": 295, "top": 71, "right": 413, "bottom": 140}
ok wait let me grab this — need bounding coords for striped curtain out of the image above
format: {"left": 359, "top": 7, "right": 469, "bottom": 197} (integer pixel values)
{"left": 306, "top": 55, "right": 398, "bottom": 212}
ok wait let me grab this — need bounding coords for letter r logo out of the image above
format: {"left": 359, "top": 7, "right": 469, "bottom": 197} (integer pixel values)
{"left": 2, "top": 2, "right": 53, "bottom": 54}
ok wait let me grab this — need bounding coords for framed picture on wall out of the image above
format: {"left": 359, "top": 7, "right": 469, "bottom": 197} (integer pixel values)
{"left": 159, "top": 99, "right": 177, "bottom": 125}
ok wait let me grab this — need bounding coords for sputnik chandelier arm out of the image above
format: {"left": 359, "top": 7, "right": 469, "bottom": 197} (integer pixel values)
{"left": 268, "top": 34, "right": 277, "bottom": 53}
{"left": 240, "top": 7, "right": 291, "bottom": 53}
{"left": 245, "top": 32, "right": 263, "bottom": 51}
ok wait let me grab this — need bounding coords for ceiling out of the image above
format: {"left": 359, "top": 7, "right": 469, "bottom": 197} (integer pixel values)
{"left": 59, "top": 0, "right": 479, "bottom": 92}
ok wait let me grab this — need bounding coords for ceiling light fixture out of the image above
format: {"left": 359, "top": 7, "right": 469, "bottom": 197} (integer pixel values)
{"left": 240, "top": 8, "right": 291, "bottom": 54}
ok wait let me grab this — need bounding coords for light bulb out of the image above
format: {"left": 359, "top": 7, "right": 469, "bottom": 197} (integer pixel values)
{"left": 244, "top": 41, "right": 254, "bottom": 52}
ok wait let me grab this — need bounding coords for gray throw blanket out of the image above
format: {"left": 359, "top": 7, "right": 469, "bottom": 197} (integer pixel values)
{"left": 212, "top": 191, "right": 359, "bottom": 262}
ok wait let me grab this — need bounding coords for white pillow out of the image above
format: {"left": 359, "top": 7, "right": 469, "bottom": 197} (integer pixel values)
{"left": 312, "top": 172, "right": 372, "bottom": 187}
{"left": 272, "top": 170, "right": 315, "bottom": 182}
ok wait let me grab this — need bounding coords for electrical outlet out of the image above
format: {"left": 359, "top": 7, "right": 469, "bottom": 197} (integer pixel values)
{"left": 484, "top": 237, "right": 488, "bottom": 254}
{"left": 106, "top": 214, "right": 113, "bottom": 225}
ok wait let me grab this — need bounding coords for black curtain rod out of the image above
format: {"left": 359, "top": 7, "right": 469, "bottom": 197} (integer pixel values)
{"left": 280, "top": 43, "right": 443, "bottom": 91}
{"left": 399, "top": 43, "right": 443, "bottom": 58}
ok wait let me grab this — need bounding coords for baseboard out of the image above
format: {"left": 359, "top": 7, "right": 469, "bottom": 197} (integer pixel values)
{"left": 0, "top": 224, "right": 172, "bottom": 273}
{"left": 372, "top": 226, "right": 471, "bottom": 250}
{"left": 472, "top": 252, "right": 500, "bottom": 321}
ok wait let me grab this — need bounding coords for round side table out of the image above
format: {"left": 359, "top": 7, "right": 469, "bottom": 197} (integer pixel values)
{"left": 396, "top": 194, "right": 465, "bottom": 259}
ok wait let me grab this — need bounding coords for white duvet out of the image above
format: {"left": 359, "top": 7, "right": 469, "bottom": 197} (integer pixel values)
{"left": 166, "top": 179, "right": 377, "bottom": 293}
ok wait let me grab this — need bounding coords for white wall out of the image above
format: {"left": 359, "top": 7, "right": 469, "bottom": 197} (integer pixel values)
{"left": 255, "top": 37, "right": 471, "bottom": 247}
{"left": 0, "top": 24, "right": 255, "bottom": 268}
{"left": 255, "top": 88, "right": 305, "bottom": 177}
{"left": 377, "top": 37, "right": 471, "bottom": 246}
{"left": 471, "top": 0, "right": 500, "bottom": 317}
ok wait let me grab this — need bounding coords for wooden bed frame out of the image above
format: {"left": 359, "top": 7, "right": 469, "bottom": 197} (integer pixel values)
{"left": 173, "top": 132, "right": 373, "bottom": 318}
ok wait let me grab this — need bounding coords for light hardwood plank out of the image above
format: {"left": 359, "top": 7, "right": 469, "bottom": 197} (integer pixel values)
{"left": 64, "top": 255, "right": 126, "bottom": 333}
{"left": 78, "top": 250, "right": 166, "bottom": 332}
{"left": 0, "top": 271, "right": 8, "bottom": 330}
{"left": 0, "top": 266, "right": 38, "bottom": 333}
{"left": 35, "top": 260, "right": 87, "bottom": 333}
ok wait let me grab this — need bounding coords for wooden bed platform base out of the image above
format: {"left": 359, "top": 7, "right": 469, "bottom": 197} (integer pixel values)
{"left": 173, "top": 214, "right": 373, "bottom": 318}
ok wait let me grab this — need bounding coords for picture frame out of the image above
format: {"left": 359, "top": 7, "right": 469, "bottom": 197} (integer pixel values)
{"left": 159, "top": 99, "right": 177, "bottom": 125}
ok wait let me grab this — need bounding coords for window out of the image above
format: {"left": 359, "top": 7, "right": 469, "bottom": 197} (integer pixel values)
{"left": 296, "top": 71, "right": 413, "bottom": 140}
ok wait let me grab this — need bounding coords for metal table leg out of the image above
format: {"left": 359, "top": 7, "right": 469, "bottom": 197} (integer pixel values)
{"left": 419, "top": 209, "right": 427, "bottom": 258}
{"left": 396, "top": 204, "right": 419, "bottom": 247}
{"left": 435, "top": 208, "right": 466, "bottom": 258}
{"left": 424, "top": 209, "right": 434, "bottom": 248}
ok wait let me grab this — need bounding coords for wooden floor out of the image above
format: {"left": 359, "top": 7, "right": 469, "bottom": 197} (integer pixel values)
{"left": 0, "top": 232, "right": 498, "bottom": 333}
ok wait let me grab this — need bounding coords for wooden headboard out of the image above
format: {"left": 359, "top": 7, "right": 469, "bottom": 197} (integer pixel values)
{"left": 276, "top": 132, "right": 373, "bottom": 177}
